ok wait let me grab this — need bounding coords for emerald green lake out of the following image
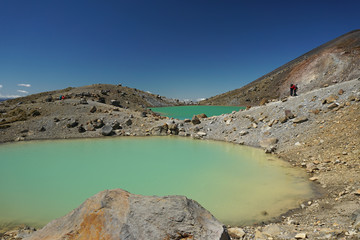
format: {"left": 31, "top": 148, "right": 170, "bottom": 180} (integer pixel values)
{"left": 150, "top": 106, "right": 245, "bottom": 120}
{"left": 0, "top": 137, "right": 313, "bottom": 227}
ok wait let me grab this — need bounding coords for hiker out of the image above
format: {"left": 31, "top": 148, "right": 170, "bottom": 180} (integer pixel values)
{"left": 294, "top": 84, "right": 298, "bottom": 96}
{"left": 290, "top": 84, "right": 294, "bottom": 96}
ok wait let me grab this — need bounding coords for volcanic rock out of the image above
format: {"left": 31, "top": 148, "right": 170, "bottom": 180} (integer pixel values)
{"left": 227, "top": 227, "right": 245, "bottom": 239}
{"left": 168, "top": 123, "right": 179, "bottom": 135}
{"left": 89, "top": 106, "right": 97, "bottom": 113}
{"left": 196, "top": 113, "right": 208, "bottom": 118}
{"left": 259, "top": 138, "right": 278, "bottom": 148}
{"left": 79, "top": 98, "right": 88, "bottom": 104}
{"left": 125, "top": 119, "right": 132, "bottom": 126}
{"left": 78, "top": 125, "right": 86, "bottom": 133}
{"left": 101, "top": 125, "right": 113, "bottom": 136}
{"left": 31, "top": 110, "right": 41, "bottom": 117}
{"left": 293, "top": 116, "right": 308, "bottom": 124}
{"left": 45, "top": 95, "right": 53, "bottom": 102}
{"left": 285, "top": 110, "right": 295, "bottom": 119}
{"left": 93, "top": 119, "right": 105, "bottom": 128}
{"left": 110, "top": 100, "right": 121, "bottom": 107}
{"left": 191, "top": 115, "right": 201, "bottom": 125}
{"left": 67, "top": 119, "right": 78, "bottom": 128}
{"left": 24, "top": 189, "right": 230, "bottom": 240}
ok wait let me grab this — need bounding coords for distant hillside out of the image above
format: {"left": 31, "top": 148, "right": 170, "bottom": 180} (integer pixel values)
{"left": 0, "top": 98, "right": 10, "bottom": 102}
{"left": 3, "top": 84, "right": 180, "bottom": 111}
{"left": 201, "top": 30, "right": 360, "bottom": 106}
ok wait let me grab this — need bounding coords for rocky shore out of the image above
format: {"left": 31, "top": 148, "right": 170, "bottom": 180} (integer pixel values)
{"left": 1, "top": 79, "right": 360, "bottom": 239}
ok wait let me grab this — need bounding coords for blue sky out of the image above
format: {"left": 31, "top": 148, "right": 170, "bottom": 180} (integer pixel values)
{"left": 0, "top": 0, "right": 359, "bottom": 100}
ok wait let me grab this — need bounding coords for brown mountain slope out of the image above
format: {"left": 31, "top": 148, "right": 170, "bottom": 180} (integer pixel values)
{"left": 201, "top": 30, "right": 360, "bottom": 106}
{"left": 5, "top": 83, "right": 180, "bottom": 111}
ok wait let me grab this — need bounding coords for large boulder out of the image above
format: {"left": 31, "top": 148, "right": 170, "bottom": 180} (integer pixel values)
{"left": 24, "top": 189, "right": 230, "bottom": 240}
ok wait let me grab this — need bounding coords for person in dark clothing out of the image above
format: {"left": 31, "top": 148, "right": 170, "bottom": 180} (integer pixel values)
{"left": 294, "top": 84, "right": 298, "bottom": 96}
{"left": 290, "top": 84, "right": 294, "bottom": 96}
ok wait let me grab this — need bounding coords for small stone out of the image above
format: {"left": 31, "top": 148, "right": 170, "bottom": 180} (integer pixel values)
{"left": 228, "top": 227, "right": 245, "bottom": 239}
{"left": 225, "top": 119, "right": 232, "bottom": 125}
{"left": 309, "top": 177, "right": 319, "bottom": 181}
{"left": 112, "top": 121, "right": 122, "bottom": 130}
{"left": 197, "top": 131, "right": 207, "bottom": 137}
{"left": 311, "top": 109, "right": 320, "bottom": 114}
{"left": 196, "top": 113, "right": 207, "bottom": 118}
{"left": 259, "top": 138, "right": 278, "bottom": 148}
{"left": 31, "top": 110, "right": 41, "bottom": 117}
{"left": 265, "top": 146, "right": 276, "bottom": 153}
{"left": 125, "top": 119, "right": 132, "bottom": 126}
{"left": 280, "top": 116, "right": 288, "bottom": 123}
{"left": 86, "top": 124, "right": 95, "bottom": 131}
{"left": 239, "top": 130, "right": 248, "bottom": 136}
{"left": 323, "top": 95, "right": 338, "bottom": 104}
{"left": 79, "top": 98, "right": 88, "bottom": 104}
{"left": 90, "top": 106, "right": 97, "bottom": 113}
{"left": 67, "top": 119, "right": 78, "bottom": 128}
{"left": 45, "top": 95, "right": 53, "bottom": 102}
{"left": 110, "top": 100, "right": 121, "bottom": 107}
{"left": 78, "top": 125, "right": 86, "bottom": 133}
{"left": 293, "top": 116, "right": 308, "bottom": 124}
{"left": 39, "top": 126, "right": 46, "bottom": 132}
{"left": 327, "top": 103, "right": 339, "bottom": 109}
{"left": 191, "top": 116, "right": 201, "bottom": 125}
{"left": 338, "top": 89, "right": 344, "bottom": 95}
{"left": 285, "top": 110, "right": 295, "bottom": 119}
{"left": 295, "top": 232, "right": 307, "bottom": 239}
{"left": 354, "top": 189, "right": 360, "bottom": 195}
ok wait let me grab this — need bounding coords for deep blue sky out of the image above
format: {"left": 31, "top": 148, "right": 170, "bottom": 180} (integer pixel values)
{"left": 1, "top": 0, "right": 359, "bottom": 100}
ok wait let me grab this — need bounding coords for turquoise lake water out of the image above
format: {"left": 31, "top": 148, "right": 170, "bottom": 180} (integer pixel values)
{"left": 0, "top": 137, "right": 313, "bottom": 227}
{"left": 150, "top": 106, "right": 245, "bottom": 120}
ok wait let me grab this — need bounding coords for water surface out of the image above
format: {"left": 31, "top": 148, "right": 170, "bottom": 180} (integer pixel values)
{"left": 0, "top": 137, "right": 313, "bottom": 227}
{"left": 150, "top": 105, "right": 245, "bottom": 120}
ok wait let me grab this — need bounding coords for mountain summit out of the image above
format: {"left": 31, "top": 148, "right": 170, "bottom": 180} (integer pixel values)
{"left": 201, "top": 30, "right": 360, "bottom": 106}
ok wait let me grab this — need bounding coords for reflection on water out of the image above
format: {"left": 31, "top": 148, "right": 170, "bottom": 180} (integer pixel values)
{"left": 0, "top": 137, "right": 313, "bottom": 226}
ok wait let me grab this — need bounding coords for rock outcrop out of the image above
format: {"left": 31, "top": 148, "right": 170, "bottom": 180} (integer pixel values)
{"left": 24, "top": 189, "right": 230, "bottom": 240}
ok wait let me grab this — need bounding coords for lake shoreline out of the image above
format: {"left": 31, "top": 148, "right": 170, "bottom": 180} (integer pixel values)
{"left": 1, "top": 79, "right": 360, "bottom": 239}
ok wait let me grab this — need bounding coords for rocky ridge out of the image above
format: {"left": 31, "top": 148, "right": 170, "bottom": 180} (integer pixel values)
{"left": 201, "top": 30, "right": 360, "bottom": 106}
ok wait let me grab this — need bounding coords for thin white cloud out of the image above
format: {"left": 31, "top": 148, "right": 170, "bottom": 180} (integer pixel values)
{"left": 0, "top": 94, "right": 21, "bottom": 99}
{"left": 17, "top": 83, "right": 31, "bottom": 87}
{"left": 17, "top": 90, "right": 29, "bottom": 94}
{"left": 196, "top": 98, "right": 206, "bottom": 102}
{"left": 0, "top": 85, "right": 2, "bottom": 88}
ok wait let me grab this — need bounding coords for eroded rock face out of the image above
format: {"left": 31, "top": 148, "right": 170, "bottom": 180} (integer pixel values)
{"left": 24, "top": 189, "right": 230, "bottom": 240}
